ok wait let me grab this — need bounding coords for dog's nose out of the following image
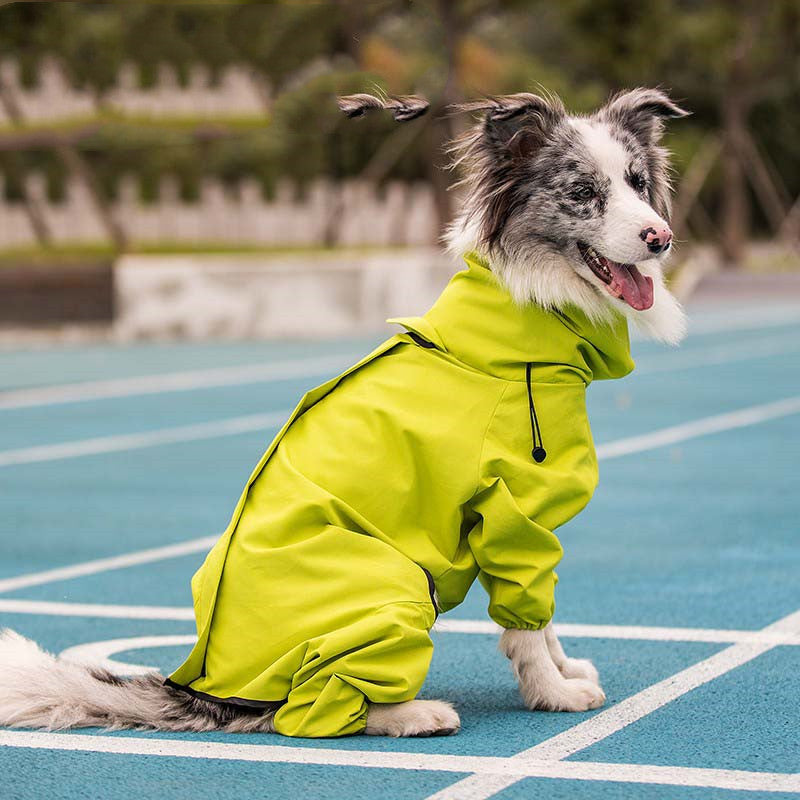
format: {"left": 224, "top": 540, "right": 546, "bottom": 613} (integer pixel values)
{"left": 639, "top": 224, "right": 673, "bottom": 254}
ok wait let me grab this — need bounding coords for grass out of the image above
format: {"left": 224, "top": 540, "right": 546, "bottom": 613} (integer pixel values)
{"left": 0, "top": 241, "right": 422, "bottom": 267}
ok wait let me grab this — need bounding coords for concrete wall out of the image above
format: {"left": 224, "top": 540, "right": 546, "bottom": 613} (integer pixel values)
{"left": 114, "top": 248, "right": 457, "bottom": 340}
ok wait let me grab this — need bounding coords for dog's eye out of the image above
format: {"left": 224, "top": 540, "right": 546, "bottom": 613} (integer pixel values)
{"left": 571, "top": 184, "right": 595, "bottom": 201}
{"left": 629, "top": 173, "right": 647, "bottom": 193}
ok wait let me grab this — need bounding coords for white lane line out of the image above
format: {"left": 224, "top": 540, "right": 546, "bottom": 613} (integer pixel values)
{"left": 60, "top": 634, "right": 197, "bottom": 676}
{"left": 2, "top": 331, "right": 798, "bottom": 414}
{"left": 1, "top": 395, "right": 798, "bottom": 596}
{"left": 0, "top": 537, "right": 216, "bottom": 595}
{"left": 635, "top": 332, "right": 800, "bottom": 375}
{"left": 0, "top": 731, "right": 796, "bottom": 794}
{"left": 3, "top": 600, "right": 800, "bottom": 648}
{"left": 0, "top": 409, "right": 289, "bottom": 467}
{"left": 1, "top": 316, "right": 799, "bottom": 413}
{"left": 0, "top": 599, "right": 197, "bottom": 620}
{"left": 3, "top": 391, "right": 800, "bottom": 472}
{"left": 687, "top": 305, "right": 800, "bottom": 336}
{"left": 437, "top": 618, "right": 800, "bottom": 645}
{"left": 0, "top": 353, "right": 360, "bottom": 411}
{"left": 596, "top": 396, "right": 800, "bottom": 460}
{"left": 425, "top": 608, "right": 800, "bottom": 800}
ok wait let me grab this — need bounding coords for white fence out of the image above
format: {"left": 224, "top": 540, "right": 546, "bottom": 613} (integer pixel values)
{"left": 0, "top": 175, "right": 440, "bottom": 248}
{"left": 0, "top": 58, "right": 440, "bottom": 249}
{"left": 0, "top": 58, "right": 267, "bottom": 123}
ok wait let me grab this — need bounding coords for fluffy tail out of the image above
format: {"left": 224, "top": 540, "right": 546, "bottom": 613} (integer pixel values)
{"left": 0, "top": 629, "right": 274, "bottom": 733}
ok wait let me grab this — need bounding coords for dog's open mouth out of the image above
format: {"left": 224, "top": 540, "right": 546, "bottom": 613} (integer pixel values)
{"left": 577, "top": 242, "right": 654, "bottom": 311}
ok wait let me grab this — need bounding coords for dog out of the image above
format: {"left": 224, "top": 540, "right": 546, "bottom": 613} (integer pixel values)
{"left": 0, "top": 87, "right": 688, "bottom": 738}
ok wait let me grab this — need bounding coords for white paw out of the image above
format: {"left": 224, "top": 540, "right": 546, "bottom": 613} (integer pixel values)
{"left": 559, "top": 657, "right": 600, "bottom": 685}
{"left": 364, "top": 699, "right": 460, "bottom": 737}
{"left": 550, "top": 678, "right": 606, "bottom": 712}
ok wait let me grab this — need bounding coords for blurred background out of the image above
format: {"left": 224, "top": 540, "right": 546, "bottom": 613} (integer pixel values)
{"left": 0, "top": 0, "right": 798, "bottom": 341}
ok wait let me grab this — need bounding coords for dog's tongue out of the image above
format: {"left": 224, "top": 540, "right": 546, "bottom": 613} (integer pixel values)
{"left": 605, "top": 260, "right": 654, "bottom": 311}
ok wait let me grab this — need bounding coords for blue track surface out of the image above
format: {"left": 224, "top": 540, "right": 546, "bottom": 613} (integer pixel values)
{"left": 1, "top": 301, "right": 799, "bottom": 799}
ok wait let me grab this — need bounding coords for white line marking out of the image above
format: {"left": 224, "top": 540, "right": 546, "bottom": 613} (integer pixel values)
{"left": 0, "top": 599, "right": 197, "bottom": 620}
{"left": 635, "top": 332, "right": 800, "bottom": 375}
{"left": 2, "top": 331, "right": 798, "bottom": 413}
{"left": 0, "top": 731, "right": 796, "bottom": 794}
{"left": 596, "top": 396, "right": 800, "bottom": 460}
{"left": 436, "top": 618, "right": 800, "bottom": 645}
{"left": 687, "top": 305, "right": 800, "bottom": 336}
{"left": 0, "top": 353, "right": 360, "bottom": 411}
{"left": 0, "top": 410, "right": 289, "bottom": 467}
{"left": 3, "top": 602, "right": 800, "bottom": 647}
{"left": 3, "top": 390, "right": 799, "bottom": 472}
{"left": 425, "top": 608, "right": 800, "bottom": 799}
{"left": 1, "top": 395, "right": 798, "bottom": 596}
{"left": 0, "top": 537, "right": 216, "bottom": 595}
{"left": 60, "top": 634, "right": 196, "bottom": 676}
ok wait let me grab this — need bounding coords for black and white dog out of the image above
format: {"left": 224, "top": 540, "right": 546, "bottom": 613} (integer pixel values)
{"left": 0, "top": 88, "right": 688, "bottom": 737}
{"left": 446, "top": 88, "right": 687, "bottom": 343}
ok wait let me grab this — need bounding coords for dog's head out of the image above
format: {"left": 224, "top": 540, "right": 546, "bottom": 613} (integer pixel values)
{"left": 448, "top": 88, "right": 690, "bottom": 343}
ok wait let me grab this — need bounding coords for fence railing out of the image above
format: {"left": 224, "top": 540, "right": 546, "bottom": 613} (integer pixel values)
{"left": 0, "top": 58, "right": 267, "bottom": 123}
{"left": 0, "top": 175, "right": 440, "bottom": 248}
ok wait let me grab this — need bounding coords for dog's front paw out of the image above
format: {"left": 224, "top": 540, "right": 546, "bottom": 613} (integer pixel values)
{"left": 553, "top": 678, "right": 606, "bottom": 712}
{"left": 559, "top": 657, "right": 600, "bottom": 685}
{"left": 527, "top": 678, "right": 605, "bottom": 712}
{"left": 364, "top": 699, "right": 460, "bottom": 737}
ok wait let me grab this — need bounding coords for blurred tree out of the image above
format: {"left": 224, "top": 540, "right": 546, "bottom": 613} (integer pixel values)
{"left": 0, "top": 0, "right": 797, "bottom": 258}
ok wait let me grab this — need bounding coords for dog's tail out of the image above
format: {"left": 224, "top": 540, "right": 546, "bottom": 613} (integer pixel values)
{"left": 0, "top": 629, "right": 275, "bottom": 733}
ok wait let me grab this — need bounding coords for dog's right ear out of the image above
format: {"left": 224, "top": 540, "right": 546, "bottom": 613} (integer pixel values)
{"left": 337, "top": 94, "right": 430, "bottom": 122}
{"left": 454, "top": 93, "right": 565, "bottom": 160}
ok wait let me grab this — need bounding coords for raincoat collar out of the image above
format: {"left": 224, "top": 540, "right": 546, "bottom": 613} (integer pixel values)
{"left": 390, "top": 252, "right": 635, "bottom": 384}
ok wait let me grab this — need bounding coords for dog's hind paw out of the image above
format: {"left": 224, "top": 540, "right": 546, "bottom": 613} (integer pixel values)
{"left": 364, "top": 699, "right": 460, "bottom": 737}
{"left": 559, "top": 657, "right": 600, "bottom": 685}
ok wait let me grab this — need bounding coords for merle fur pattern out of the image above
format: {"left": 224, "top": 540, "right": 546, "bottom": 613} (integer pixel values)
{"left": 446, "top": 88, "right": 690, "bottom": 343}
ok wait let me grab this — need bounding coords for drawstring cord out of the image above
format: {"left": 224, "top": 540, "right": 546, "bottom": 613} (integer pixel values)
{"left": 525, "top": 363, "right": 547, "bottom": 463}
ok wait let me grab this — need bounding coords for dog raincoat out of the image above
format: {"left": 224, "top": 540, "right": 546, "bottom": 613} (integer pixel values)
{"left": 168, "top": 253, "right": 635, "bottom": 737}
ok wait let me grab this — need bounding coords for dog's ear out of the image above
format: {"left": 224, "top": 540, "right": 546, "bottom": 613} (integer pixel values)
{"left": 455, "top": 93, "right": 565, "bottom": 161}
{"left": 337, "top": 94, "right": 429, "bottom": 122}
{"left": 600, "top": 88, "right": 689, "bottom": 145}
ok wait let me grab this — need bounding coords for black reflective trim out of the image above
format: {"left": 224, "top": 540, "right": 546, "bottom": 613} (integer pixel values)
{"left": 407, "top": 332, "right": 437, "bottom": 349}
{"left": 163, "top": 677, "right": 284, "bottom": 713}
{"left": 420, "top": 565, "right": 439, "bottom": 620}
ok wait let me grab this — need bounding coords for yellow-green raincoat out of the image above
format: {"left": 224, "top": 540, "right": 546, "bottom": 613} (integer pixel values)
{"left": 168, "top": 253, "right": 634, "bottom": 737}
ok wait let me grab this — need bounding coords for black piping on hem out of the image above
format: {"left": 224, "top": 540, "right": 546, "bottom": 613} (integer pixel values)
{"left": 420, "top": 565, "right": 439, "bottom": 621}
{"left": 163, "top": 677, "right": 284, "bottom": 714}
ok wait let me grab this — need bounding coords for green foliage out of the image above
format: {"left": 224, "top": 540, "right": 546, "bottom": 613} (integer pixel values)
{"left": 0, "top": 0, "right": 797, "bottom": 235}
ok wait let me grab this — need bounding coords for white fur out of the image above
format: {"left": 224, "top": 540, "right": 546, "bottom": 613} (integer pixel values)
{"left": 0, "top": 628, "right": 95, "bottom": 730}
{"left": 447, "top": 217, "right": 686, "bottom": 345}
{"left": 0, "top": 629, "right": 276, "bottom": 733}
{"left": 572, "top": 119, "right": 667, "bottom": 265}
{"left": 499, "top": 628, "right": 605, "bottom": 712}
{"left": 544, "top": 622, "right": 600, "bottom": 684}
{"left": 446, "top": 213, "right": 621, "bottom": 327}
{"left": 364, "top": 699, "right": 460, "bottom": 737}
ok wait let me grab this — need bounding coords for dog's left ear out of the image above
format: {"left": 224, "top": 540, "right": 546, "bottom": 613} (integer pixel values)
{"left": 600, "top": 88, "right": 690, "bottom": 145}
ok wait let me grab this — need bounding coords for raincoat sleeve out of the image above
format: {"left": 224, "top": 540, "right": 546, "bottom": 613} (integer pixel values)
{"left": 467, "top": 382, "right": 597, "bottom": 630}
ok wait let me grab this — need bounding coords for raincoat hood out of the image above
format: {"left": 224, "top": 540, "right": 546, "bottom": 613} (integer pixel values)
{"left": 391, "top": 252, "right": 635, "bottom": 385}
